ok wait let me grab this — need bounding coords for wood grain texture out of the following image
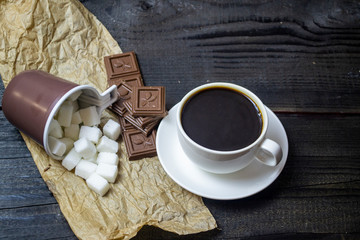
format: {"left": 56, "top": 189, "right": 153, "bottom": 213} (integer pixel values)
{"left": 1, "top": 0, "right": 360, "bottom": 239}
{"left": 82, "top": 0, "right": 360, "bottom": 112}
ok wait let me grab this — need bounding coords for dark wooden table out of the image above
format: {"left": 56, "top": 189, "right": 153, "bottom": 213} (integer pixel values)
{"left": 1, "top": 0, "right": 360, "bottom": 239}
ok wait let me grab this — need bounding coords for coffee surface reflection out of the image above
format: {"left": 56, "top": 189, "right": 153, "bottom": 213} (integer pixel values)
{"left": 181, "top": 87, "right": 262, "bottom": 151}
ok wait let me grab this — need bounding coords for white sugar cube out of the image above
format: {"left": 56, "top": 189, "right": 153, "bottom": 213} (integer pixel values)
{"left": 64, "top": 124, "right": 80, "bottom": 141}
{"left": 71, "top": 111, "right": 82, "bottom": 125}
{"left": 75, "top": 160, "right": 97, "bottom": 179}
{"left": 79, "top": 126, "right": 102, "bottom": 144}
{"left": 48, "top": 136, "right": 66, "bottom": 157}
{"left": 83, "top": 152, "right": 98, "bottom": 163}
{"left": 86, "top": 173, "right": 110, "bottom": 196}
{"left": 57, "top": 101, "right": 74, "bottom": 127}
{"left": 67, "top": 90, "right": 82, "bottom": 101}
{"left": 49, "top": 119, "right": 63, "bottom": 138}
{"left": 74, "top": 138, "right": 97, "bottom": 159}
{"left": 103, "top": 119, "right": 121, "bottom": 140}
{"left": 62, "top": 148, "right": 81, "bottom": 171}
{"left": 79, "top": 106, "right": 100, "bottom": 126}
{"left": 97, "top": 152, "right": 119, "bottom": 165}
{"left": 97, "top": 136, "right": 118, "bottom": 153}
{"left": 69, "top": 100, "right": 79, "bottom": 113}
{"left": 58, "top": 138, "right": 74, "bottom": 155}
{"left": 96, "top": 163, "right": 118, "bottom": 183}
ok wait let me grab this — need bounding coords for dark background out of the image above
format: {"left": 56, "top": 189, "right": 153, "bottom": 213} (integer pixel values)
{"left": 1, "top": 0, "right": 360, "bottom": 239}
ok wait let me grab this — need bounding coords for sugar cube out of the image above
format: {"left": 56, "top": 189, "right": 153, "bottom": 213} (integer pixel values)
{"left": 71, "top": 111, "right": 82, "bottom": 125}
{"left": 49, "top": 119, "right": 63, "bottom": 138}
{"left": 97, "top": 152, "right": 119, "bottom": 165}
{"left": 79, "top": 106, "right": 100, "bottom": 126}
{"left": 62, "top": 148, "right": 81, "bottom": 171}
{"left": 58, "top": 138, "right": 74, "bottom": 155}
{"left": 79, "top": 126, "right": 102, "bottom": 144}
{"left": 57, "top": 101, "right": 74, "bottom": 127}
{"left": 64, "top": 124, "right": 80, "bottom": 141}
{"left": 69, "top": 100, "right": 79, "bottom": 113}
{"left": 67, "top": 90, "right": 82, "bottom": 101}
{"left": 97, "top": 136, "right": 118, "bottom": 153}
{"left": 48, "top": 136, "right": 66, "bottom": 157}
{"left": 74, "top": 138, "right": 97, "bottom": 159}
{"left": 103, "top": 119, "right": 121, "bottom": 140}
{"left": 75, "top": 160, "right": 97, "bottom": 179}
{"left": 83, "top": 152, "right": 98, "bottom": 163}
{"left": 86, "top": 173, "right": 110, "bottom": 196}
{"left": 96, "top": 163, "right": 118, "bottom": 183}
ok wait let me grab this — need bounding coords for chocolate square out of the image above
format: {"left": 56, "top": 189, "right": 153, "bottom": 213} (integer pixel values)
{"left": 104, "top": 52, "right": 140, "bottom": 78}
{"left": 131, "top": 86, "right": 166, "bottom": 117}
{"left": 123, "top": 129, "right": 157, "bottom": 160}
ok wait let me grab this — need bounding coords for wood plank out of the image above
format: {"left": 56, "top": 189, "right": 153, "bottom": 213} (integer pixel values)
{"left": 0, "top": 204, "right": 76, "bottom": 240}
{"left": 0, "top": 111, "right": 32, "bottom": 159}
{"left": 0, "top": 111, "right": 57, "bottom": 209}
{"left": 82, "top": 0, "right": 360, "bottom": 113}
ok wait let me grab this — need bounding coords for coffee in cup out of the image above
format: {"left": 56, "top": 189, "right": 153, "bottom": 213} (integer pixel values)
{"left": 176, "top": 82, "right": 282, "bottom": 174}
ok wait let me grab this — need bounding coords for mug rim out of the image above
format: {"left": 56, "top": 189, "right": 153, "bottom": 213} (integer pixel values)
{"left": 176, "top": 82, "right": 268, "bottom": 155}
{"left": 43, "top": 85, "right": 98, "bottom": 160}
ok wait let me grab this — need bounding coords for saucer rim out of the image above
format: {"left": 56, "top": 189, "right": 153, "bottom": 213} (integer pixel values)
{"left": 156, "top": 103, "right": 288, "bottom": 200}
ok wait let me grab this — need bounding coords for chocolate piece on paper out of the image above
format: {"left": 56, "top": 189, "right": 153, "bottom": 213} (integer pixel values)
{"left": 108, "top": 74, "right": 144, "bottom": 88}
{"left": 131, "top": 86, "right": 166, "bottom": 117}
{"left": 104, "top": 52, "right": 140, "bottom": 79}
{"left": 123, "top": 129, "right": 157, "bottom": 160}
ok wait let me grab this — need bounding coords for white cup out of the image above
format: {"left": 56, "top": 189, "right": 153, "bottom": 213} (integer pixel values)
{"left": 176, "top": 82, "right": 283, "bottom": 174}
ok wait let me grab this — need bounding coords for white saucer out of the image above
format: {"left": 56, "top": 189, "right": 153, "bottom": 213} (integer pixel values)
{"left": 156, "top": 103, "right": 288, "bottom": 200}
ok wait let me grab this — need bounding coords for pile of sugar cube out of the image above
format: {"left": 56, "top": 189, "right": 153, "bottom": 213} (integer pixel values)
{"left": 48, "top": 90, "right": 121, "bottom": 196}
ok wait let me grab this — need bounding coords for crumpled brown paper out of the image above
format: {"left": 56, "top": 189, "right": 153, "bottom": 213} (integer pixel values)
{"left": 0, "top": 0, "right": 217, "bottom": 239}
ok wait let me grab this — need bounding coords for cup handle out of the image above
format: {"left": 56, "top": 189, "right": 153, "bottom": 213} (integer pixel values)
{"left": 254, "top": 139, "right": 283, "bottom": 167}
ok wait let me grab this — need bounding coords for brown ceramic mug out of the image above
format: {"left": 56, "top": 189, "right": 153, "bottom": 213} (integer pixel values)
{"left": 2, "top": 70, "right": 118, "bottom": 159}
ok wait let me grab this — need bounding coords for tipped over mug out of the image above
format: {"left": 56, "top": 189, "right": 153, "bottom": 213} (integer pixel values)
{"left": 2, "top": 70, "right": 118, "bottom": 159}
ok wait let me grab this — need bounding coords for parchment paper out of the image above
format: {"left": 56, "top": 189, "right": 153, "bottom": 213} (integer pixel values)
{"left": 0, "top": 0, "right": 217, "bottom": 239}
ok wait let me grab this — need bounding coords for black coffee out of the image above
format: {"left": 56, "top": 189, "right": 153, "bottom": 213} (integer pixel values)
{"left": 181, "top": 87, "right": 262, "bottom": 151}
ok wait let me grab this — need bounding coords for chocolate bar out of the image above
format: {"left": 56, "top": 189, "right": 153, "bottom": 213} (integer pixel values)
{"left": 123, "top": 129, "right": 157, "bottom": 160}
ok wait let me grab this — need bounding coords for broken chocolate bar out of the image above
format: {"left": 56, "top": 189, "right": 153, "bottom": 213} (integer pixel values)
{"left": 104, "top": 51, "right": 167, "bottom": 161}
{"left": 123, "top": 129, "right": 157, "bottom": 160}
